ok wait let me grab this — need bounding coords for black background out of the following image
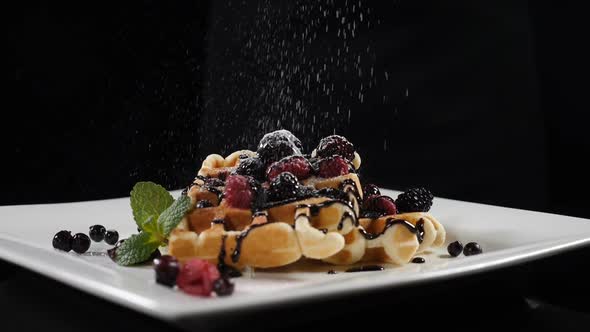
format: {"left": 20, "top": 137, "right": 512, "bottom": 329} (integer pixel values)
{"left": 5, "top": 1, "right": 590, "bottom": 330}
{"left": 7, "top": 0, "right": 590, "bottom": 218}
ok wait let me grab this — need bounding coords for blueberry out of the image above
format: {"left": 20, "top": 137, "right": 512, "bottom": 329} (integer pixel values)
{"left": 463, "top": 242, "right": 483, "bottom": 256}
{"left": 52, "top": 230, "right": 73, "bottom": 252}
{"left": 104, "top": 230, "right": 119, "bottom": 245}
{"left": 153, "top": 255, "right": 180, "bottom": 287}
{"left": 196, "top": 200, "right": 213, "bottom": 208}
{"left": 89, "top": 225, "right": 106, "bottom": 242}
{"left": 71, "top": 233, "right": 91, "bottom": 254}
{"left": 213, "top": 278, "right": 235, "bottom": 296}
{"left": 447, "top": 241, "right": 464, "bottom": 257}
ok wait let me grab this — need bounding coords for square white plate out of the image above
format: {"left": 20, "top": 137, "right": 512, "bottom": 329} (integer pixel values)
{"left": 1, "top": 189, "right": 590, "bottom": 323}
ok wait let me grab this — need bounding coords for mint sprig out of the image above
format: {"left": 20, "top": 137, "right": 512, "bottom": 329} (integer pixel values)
{"left": 130, "top": 182, "right": 174, "bottom": 230}
{"left": 115, "top": 182, "right": 192, "bottom": 266}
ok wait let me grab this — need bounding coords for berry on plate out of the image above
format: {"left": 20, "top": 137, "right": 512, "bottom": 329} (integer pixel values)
{"left": 395, "top": 187, "right": 434, "bottom": 213}
{"left": 153, "top": 255, "right": 180, "bottom": 287}
{"left": 176, "top": 259, "right": 221, "bottom": 296}
{"left": 89, "top": 224, "right": 106, "bottom": 242}
{"left": 52, "top": 230, "right": 73, "bottom": 252}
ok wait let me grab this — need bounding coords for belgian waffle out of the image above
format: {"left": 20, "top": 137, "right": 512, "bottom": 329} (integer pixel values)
{"left": 168, "top": 132, "right": 446, "bottom": 269}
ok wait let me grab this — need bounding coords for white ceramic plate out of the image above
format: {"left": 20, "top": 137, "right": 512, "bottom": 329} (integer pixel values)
{"left": 1, "top": 189, "right": 590, "bottom": 323}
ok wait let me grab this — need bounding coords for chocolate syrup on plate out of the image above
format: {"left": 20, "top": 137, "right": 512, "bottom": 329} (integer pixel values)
{"left": 345, "top": 265, "right": 384, "bottom": 272}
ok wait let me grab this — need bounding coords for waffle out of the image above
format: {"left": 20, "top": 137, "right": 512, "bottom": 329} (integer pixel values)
{"left": 168, "top": 132, "right": 446, "bottom": 269}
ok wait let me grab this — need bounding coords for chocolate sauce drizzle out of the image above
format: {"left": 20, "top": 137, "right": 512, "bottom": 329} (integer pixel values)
{"left": 296, "top": 200, "right": 359, "bottom": 230}
{"left": 217, "top": 234, "right": 242, "bottom": 278}
{"left": 345, "top": 265, "right": 384, "bottom": 272}
{"left": 181, "top": 177, "right": 224, "bottom": 202}
{"left": 338, "top": 211, "right": 355, "bottom": 231}
{"left": 358, "top": 218, "right": 423, "bottom": 243}
{"left": 339, "top": 179, "right": 362, "bottom": 203}
{"left": 230, "top": 222, "right": 269, "bottom": 263}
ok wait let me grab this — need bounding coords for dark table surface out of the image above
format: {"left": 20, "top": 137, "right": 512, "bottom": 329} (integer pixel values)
{"left": 2, "top": 245, "right": 590, "bottom": 331}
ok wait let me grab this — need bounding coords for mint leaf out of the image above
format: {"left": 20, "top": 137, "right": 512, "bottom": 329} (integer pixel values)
{"left": 130, "top": 182, "right": 174, "bottom": 229}
{"left": 114, "top": 232, "right": 160, "bottom": 266}
{"left": 158, "top": 195, "right": 192, "bottom": 238}
{"left": 140, "top": 215, "right": 158, "bottom": 235}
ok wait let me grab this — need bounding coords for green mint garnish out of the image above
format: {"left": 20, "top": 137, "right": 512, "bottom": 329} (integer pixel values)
{"left": 113, "top": 232, "right": 161, "bottom": 266}
{"left": 116, "top": 182, "right": 193, "bottom": 266}
{"left": 130, "top": 181, "right": 174, "bottom": 230}
{"left": 158, "top": 195, "right": 192, "bottom": 238}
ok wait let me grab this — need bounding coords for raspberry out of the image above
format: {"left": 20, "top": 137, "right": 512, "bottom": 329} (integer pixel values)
{"left": 234, "top": 157, "right": 266, "bottom": 180}
{"left": 224, "top": 175, "right": 254, "bottom": 209}
{"left": 257, "top": 130, "right": 303, "bottom": 164}
{"left": 395, "top": 187, "right": 434, "bottom": 213}
{"left": 266, "top": 156, "right": 312, "bottom": 181}
{"left": 316, "top": 135, "right": 355, "bottom": 161}
{"left": 363, "top": 195, "right": 398, "bottom": 216}
{"left": 362, "top": 184, "right": 381, "bottom": 198}
{"left": 176, "top": 259, "right": 220, "bottom": 296}
{"left": 267, "top": 172, "right": 301, "bottom": 202}
{"left": 317, "top": 156, "right": 350, "bottom": 178}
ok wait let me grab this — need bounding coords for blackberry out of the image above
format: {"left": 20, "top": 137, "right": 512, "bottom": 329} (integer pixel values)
{"left": 257, "top": 130, "right": 303, "bottom": 164}
{"left": 248, "top": 177, "right": 267, "bottom": 210}
{"left": 234, "top": 157, "right": 266, "bottom": 180}
{"left": 395, "top": 187, "right": 434, "bottom": 213}
{"left": 316, "top": 135, "right": 355, "bottom": 161}
{"left": 267, "top": 172, "right": 301, "bottom": 202}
